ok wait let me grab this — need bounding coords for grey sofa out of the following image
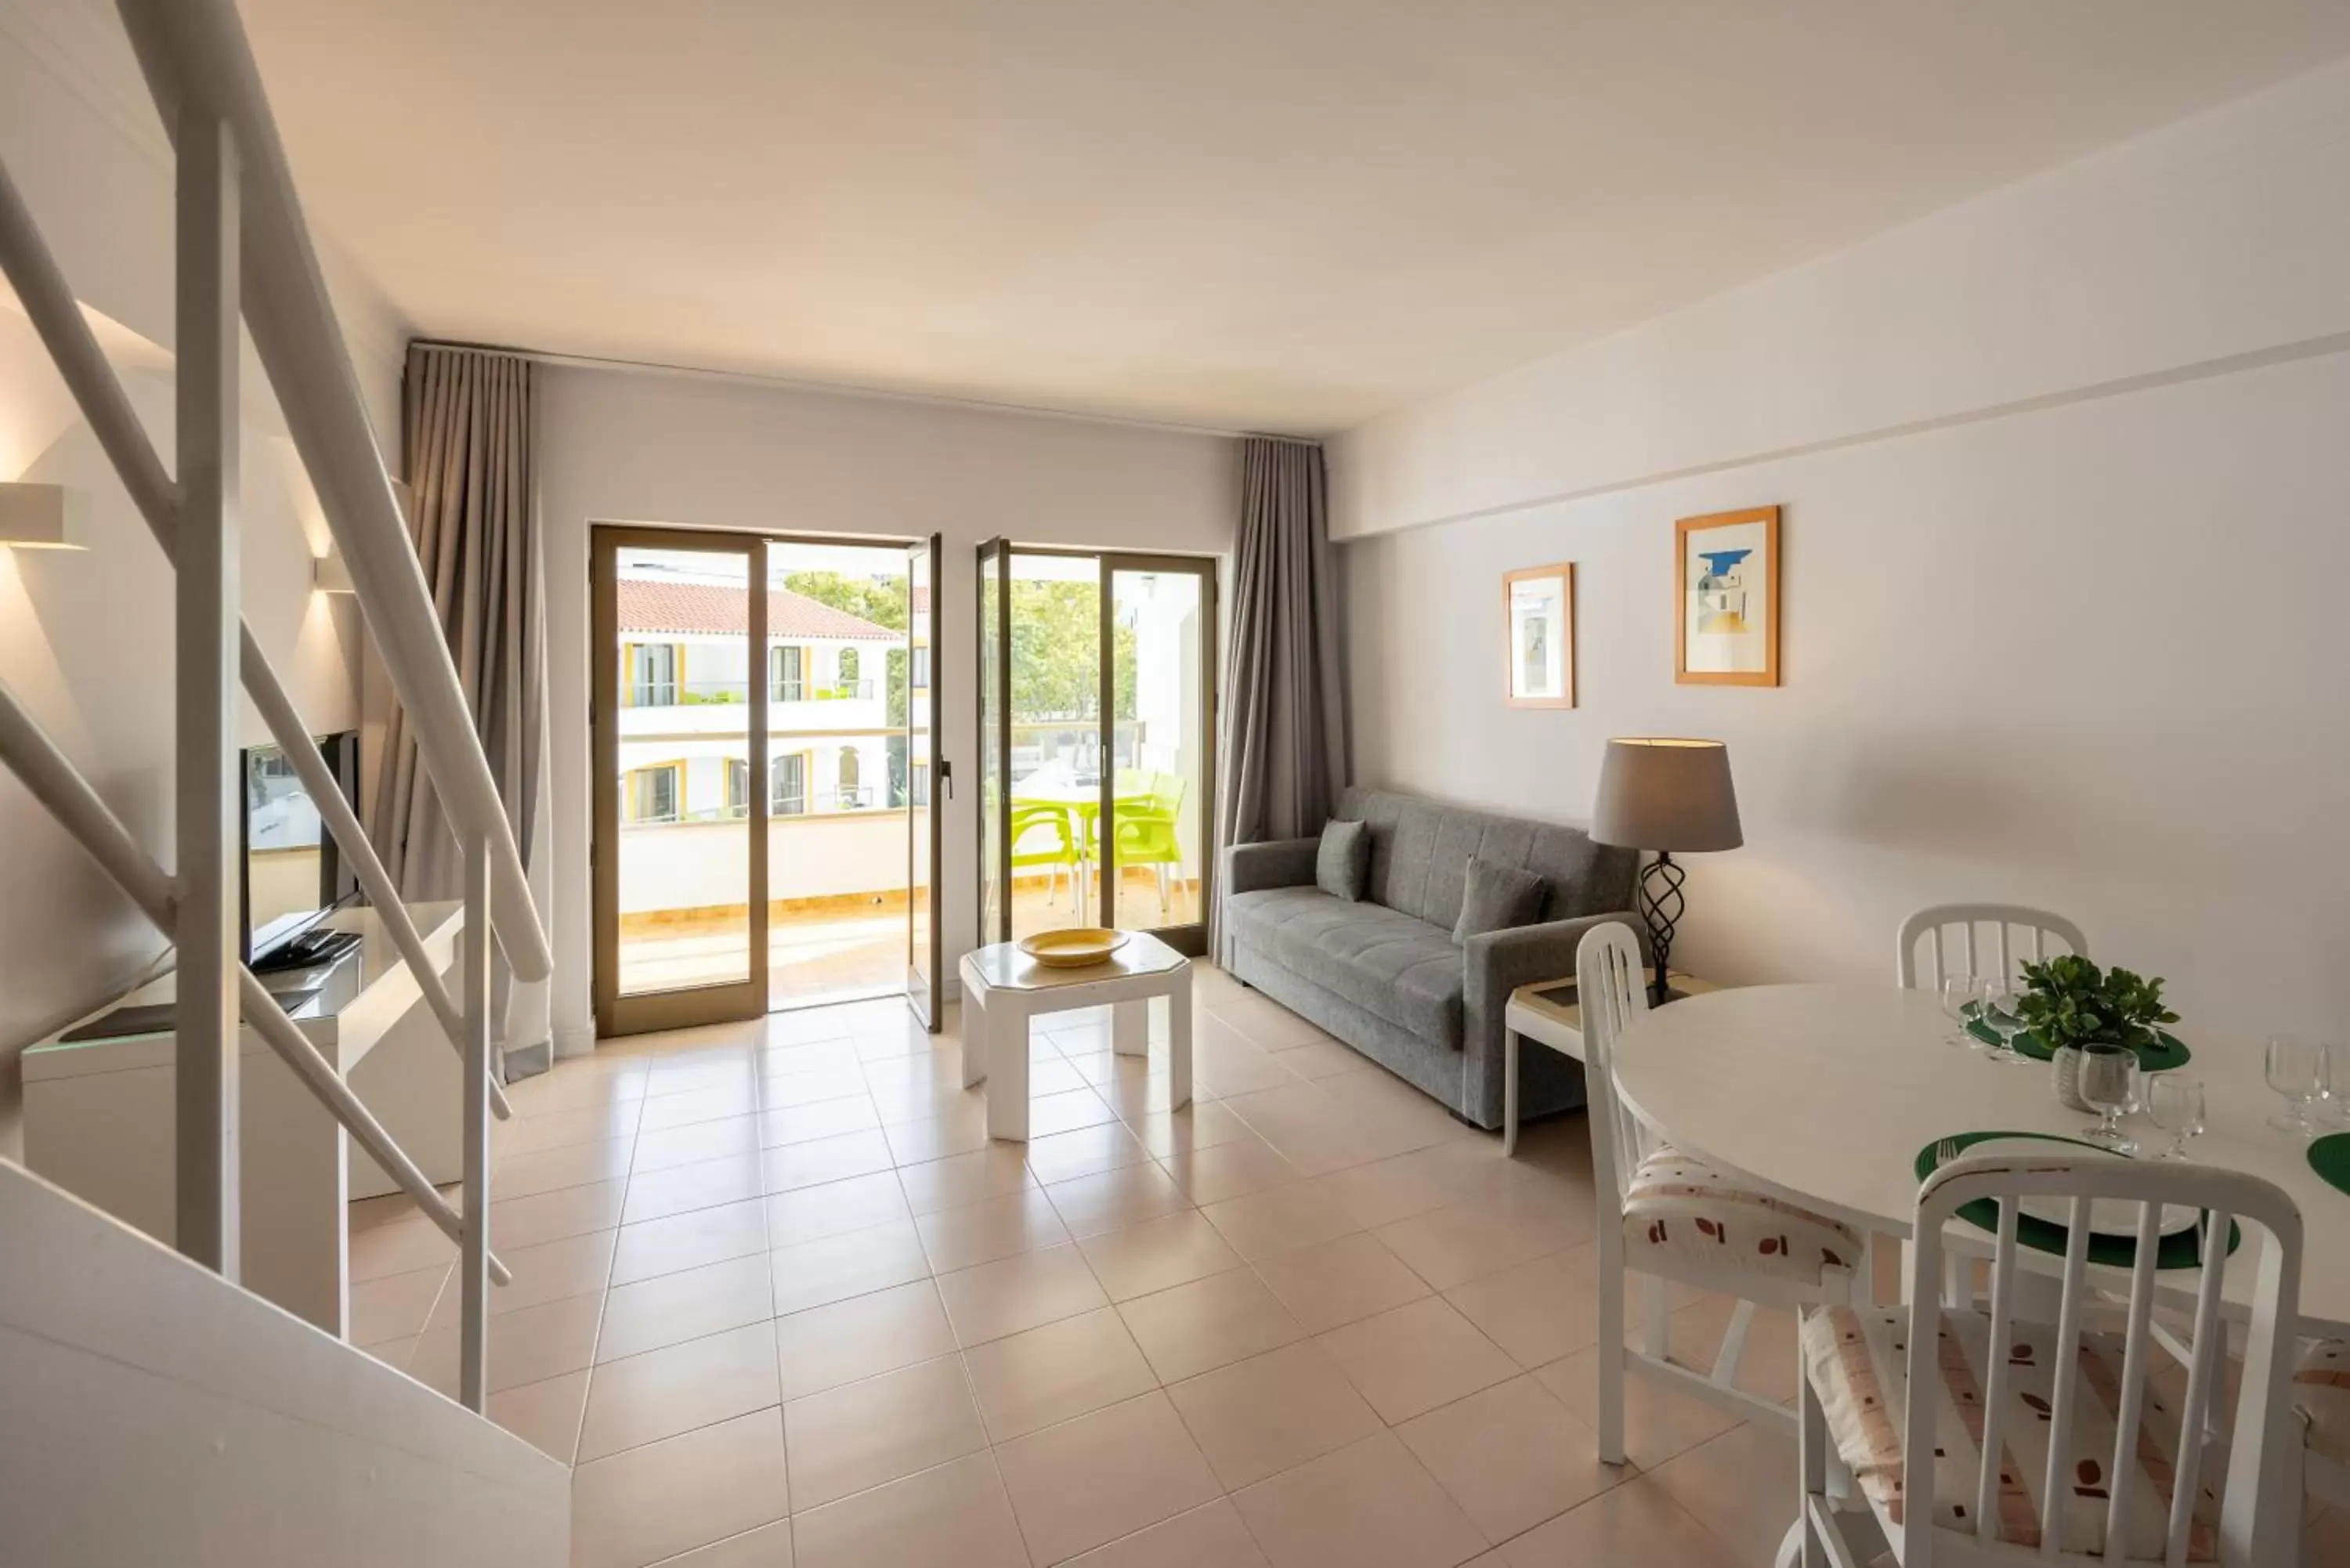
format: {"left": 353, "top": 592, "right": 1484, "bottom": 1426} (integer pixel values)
{"left": 1219, "top": 786, "right": 1643, "bottom": 1131}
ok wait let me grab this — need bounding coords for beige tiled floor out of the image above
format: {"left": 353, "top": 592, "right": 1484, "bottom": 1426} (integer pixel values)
{"left": 349, "top": 966, "right": 1794, "bottom": 1568}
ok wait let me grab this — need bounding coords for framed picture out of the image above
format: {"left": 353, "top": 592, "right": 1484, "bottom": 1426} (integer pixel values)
{"left": 1502, "top": 562, "right": 1574, "bottom": 708}
{"left": 1676, "top": 506, "right": 1780, "bottom": 686}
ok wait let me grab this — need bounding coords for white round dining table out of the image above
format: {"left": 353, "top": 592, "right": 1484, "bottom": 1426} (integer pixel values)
{"left": 1610, "top": 983, "right": 2350, "bottom": 1335}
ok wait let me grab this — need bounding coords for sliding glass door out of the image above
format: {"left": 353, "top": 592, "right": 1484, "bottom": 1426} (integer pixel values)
{"left": 591, "top": 526, "right": 768, "bottom": 1035}
{"left": 976, "top": 545, "right": 1217, "bottom": 956}
{"left": 594, "top": 525, "right": 945, "bottom": 1035}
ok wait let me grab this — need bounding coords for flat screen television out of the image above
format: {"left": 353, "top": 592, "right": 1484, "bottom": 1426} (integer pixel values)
{"left": 240, "top": 729, "right": 362, "bottom": 964}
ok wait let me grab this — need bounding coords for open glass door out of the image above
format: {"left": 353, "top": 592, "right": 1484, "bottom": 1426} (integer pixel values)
{"left": 1100, "top": 555, "right": 1217, "bottom": 955}
{"left": 591, "top": 526, "right": 768, "bottom": 1035}
{"left": 906, "top": 533, "right": 945, "bottom": 1027}
{"left": 977, "top": 538, "right": 1010, "bottom": 945}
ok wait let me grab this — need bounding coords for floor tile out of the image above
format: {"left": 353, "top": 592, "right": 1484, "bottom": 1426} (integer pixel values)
{"left": 1024, "top": 1121, "right": 1153, "bottom": 1184}
{"left": 598, "top": 1252, "right": 774, "bottom": 1363}
{"left": 1316, "top": 1297, "right": 1518, "bottom": 1425}
{"left": 1028, "top": 1086, "right": 1122, "bottom": 1137}
{"left": 638, "top": 1083, "right": 764, "bottom": 1132}
{"left": 1394, "top": 1376, "right": 1619, "bottom": 1541}
{"left": 1230, "top": 1430, "right": 1485, "bottom": 1568}
{"left": 1643, "top": 1422, "right": 1799, "bottom": 1568}
{"left": 1118, "top": 1266, "right": 1307, "bottom": 1383}
{"left": 1253, "top": 1230, "right": 1431, "bottom": 1332}
{"left": 1062, "top": 1498, "right": 1269, "bottom": 1567}
{"left": 493, "top": 1136, "right": 634, "bottom": 1200}
{"left": 408, "top": 1290, "right": 604, "bottom": 1398}
{"left": 1161, "top": 1136, "right": 1303, "bottom": 1206}
{"left": 504, "top": 1066, "right": 645, "bottom": 1118}
{"left": 963, "top": 1305, "right": 1159, "bottom": 1443}
{"left": 1046, "top": 1162, "right": 1192, "bottom": 1240}
{"left": 772, "top": 1278, "right": 959, "bottom": 1401}
{"left": 1533, "top": 1342, "right": 1744, "bottom": 1471}
{"left": 660, "top": 1519, "right": 796, "bottom": 1568}
{"left": 349, "top": 1214, "right": 457, "bottom": 1281}
{"left": 880, "top": 1107, "right": 992, "bottom": 1165}
{"left": 1372, "top": 1187, "right": 1586, "bottom": 1292}
{"left": 491, "top": 1177, "right": 628, "bottom": 1249}
{"left": 996, "top": 1391, "right": 1224, "bottom": 1566}
{"left": 1166, "top": 1339, "right": 1382, "bottom": 1490}
{"left": 488, "top": 1367, "right": 590, "bottom": 1464}
{"left": 762, "top": 1094, "right": 883, "bottom": 1147}
{"left": 571, "top": 1407, "right": 789, "bottom": 1568}
{"left": 763, "top": 1129, "right": 896, "bottom": 1194}
{"left": 787, "top": 1450, "right": 1029, "bottom": 1568}
{"left": 428, "top": 1227, "right": 618, "bottom": 1328}
{"left": 577, "top": 1321, "right": 781, "bottom": 1461}
{"left": 935, "top": 1239, "right": 1110, "bottom": 1346}
{"left": 634, "top": 1115, "right": 763, "bottom": 1175}
{"left": 1198, "top": 1182, "right": 1359, "bottom": 1262}
{"left": 1077, "top": 1210, "right": 1245, "bottom": 1302}
{"left": 612, "top": 1198, "right": 770, "bottom": 1286}
{"left": 761, "top": 1066, "right": 873, "bottom": 1109}
{"left": 916, "top": 1185, "right": 1071, "bottom": 1274}
{"left": 503, "top": 1100, "right": 642, "bottom": 1156}
{"left": 1499, "top": 1475, "right": 1741, "bottom": 1567}
{"left": 1654, "top": 1295, "right": 1801, "bottom": 1405}
{"left": 1125, "top": 1102, "right": 1256, "bottom": 1162}
{"left": 783, "top": 1353, "right": 989, "bottom": 1510}
{"left": 895, "top": 1145, "right": 1036, "bottom": 1216}
{"left": 768, "top": 1217, "right": 932, "bottom": 1316}
{"left": 348, "top": 1263, "right": 448, "bottom": 1345}
{"left": 765, "top": 1171, "right": 912, "bottom": 1247}
{"left": 624, "top": 1153, "right": 767, "bottom": 1226}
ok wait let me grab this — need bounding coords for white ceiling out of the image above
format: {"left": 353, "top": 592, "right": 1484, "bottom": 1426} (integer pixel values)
{"left": 235, "top": 0, "right": 2350, "bottom": 435}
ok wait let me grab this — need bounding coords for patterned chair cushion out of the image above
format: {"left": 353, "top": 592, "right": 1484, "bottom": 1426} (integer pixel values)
{"left": 2298, "top": 1339, "right": 2350, "bottom": 1466}
{"left": 1799, "top": 1305, "right": 2221, "bottom": 1562}
{"left": 1622, "top": 1144, "right": 1863, "bottom": 1286}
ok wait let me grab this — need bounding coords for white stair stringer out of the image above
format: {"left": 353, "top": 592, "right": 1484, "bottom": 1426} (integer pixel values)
{"left": 0, "top": 1160, "right": 567, "bottom": 1567}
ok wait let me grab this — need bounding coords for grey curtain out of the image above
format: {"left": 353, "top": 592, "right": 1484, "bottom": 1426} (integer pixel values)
{"left": 369, "top": 343, "right": 551, "bottom": 1070}
{"left": 1214, "top": 436, "right": 1348, "bottom": 950}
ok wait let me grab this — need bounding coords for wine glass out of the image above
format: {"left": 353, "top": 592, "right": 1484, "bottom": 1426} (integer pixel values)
{"left": 1939, "top": 974, "right": 1985, "bottom": 1048}
{"left": 2144, "top": 1073, "right": 2205, "bottom": 1161}
{"left": 2077, "top": 1047, "right": 2141, "bottom": 1153}
{"left": 1979, "top": 978, "right": 2032, "bottom": 1065}
{"left": 2266, "top": 1035, "right": 2330, "bottom": 1138}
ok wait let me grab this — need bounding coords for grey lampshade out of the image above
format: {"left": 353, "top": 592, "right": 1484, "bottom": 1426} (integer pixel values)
{"left": 1590, "top": 738, "right": 1743, "bottom": 852}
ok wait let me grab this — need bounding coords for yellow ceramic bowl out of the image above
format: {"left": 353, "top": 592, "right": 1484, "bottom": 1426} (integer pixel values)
{"left": 1018, "top": 928, "right": 1131, "bottom": 968}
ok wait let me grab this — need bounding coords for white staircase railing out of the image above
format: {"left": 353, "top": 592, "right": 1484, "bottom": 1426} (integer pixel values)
{"left": 0, "top": 0, "right": 549, "bottom": 1414}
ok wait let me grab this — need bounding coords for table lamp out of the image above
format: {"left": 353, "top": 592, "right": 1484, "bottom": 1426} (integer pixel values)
{"left": 1590, "top": 738, "right": 1742, "bottom": 1005}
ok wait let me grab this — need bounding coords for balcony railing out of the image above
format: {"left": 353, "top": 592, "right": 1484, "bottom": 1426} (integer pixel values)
{"left": 630, "top": 679, "right": 876, "bottom": 707}
{"left": 632, "top": 787, "right": 882, "bottom": 826}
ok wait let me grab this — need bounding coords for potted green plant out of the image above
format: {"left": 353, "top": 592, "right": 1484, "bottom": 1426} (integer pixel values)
{"left": 2015, "top": 954, "right": 2180, "bottom": 1111}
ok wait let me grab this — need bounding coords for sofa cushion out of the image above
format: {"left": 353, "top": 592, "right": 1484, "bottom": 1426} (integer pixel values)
{"left": 1452, "top": 858, "right": 1546, "bottom": 944}
{"left": 1222, "top": 887, "right": 1464, "bottom": 1047}
{"left": 1337, "top": 786, "right": 1637, "bottom": 932}
{"left": 1316, "top": 819, "right": 1370, "bottom": 902}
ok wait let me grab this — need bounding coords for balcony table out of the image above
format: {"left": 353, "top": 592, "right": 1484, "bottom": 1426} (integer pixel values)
{"left": 1607, "top": 982, "right": 2350, "bottom": 1336}
{"left": 1009, "top": 771, "right": 1155, "bottom": 924}
{"left": 960, "top": 932, "right": 1192, "bottom": 1141}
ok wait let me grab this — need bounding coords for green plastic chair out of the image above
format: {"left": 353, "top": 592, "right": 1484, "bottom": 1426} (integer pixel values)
{"left": 1100, "top": 772, "right": 1186, "bottom": 918}
{"left": 1010, "top": 801, "right": 1081, "bottom": 908}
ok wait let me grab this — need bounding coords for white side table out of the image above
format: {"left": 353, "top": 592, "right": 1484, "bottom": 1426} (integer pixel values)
{"left": 1500, "top": 969, "right": 1718, "bottom": 1157}
{"left": 960, "top": 932, "right": 1193, "bottom": 1141}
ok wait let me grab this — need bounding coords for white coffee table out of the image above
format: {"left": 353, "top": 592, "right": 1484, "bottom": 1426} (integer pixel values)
{"left": 960, "top": 932, "right": 1193, "bottom": 1141}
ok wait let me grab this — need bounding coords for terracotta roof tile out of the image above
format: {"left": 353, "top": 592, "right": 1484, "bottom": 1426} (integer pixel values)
{"left": 617, "top": 577, "right": 896, "bottom": 640}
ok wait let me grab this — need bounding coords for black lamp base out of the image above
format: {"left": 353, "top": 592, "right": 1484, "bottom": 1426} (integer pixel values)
{"left": 1635, "top": 851, "right": 1687, "bottom": 1007}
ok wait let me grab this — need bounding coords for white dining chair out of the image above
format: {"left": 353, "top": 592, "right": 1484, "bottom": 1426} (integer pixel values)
{"left": 1896, "top": 903, "right": 2088, "bottom": 992}
{"left": 1578, "top": 921, "right": 1863, "bottom": 1465}
{"left": 1797, "top": 1151, "right": 2305, "bottom": 1567}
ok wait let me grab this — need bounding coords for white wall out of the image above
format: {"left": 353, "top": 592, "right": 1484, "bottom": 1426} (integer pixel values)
{"left": 1334, "top": 58, "right": 2350, "bottom": 1045}
{"left": 0, "top": 5, "right": 408, "bottom": 1152}
{"left": 538, "top": 365, "right": 1236, "bottom": 1053}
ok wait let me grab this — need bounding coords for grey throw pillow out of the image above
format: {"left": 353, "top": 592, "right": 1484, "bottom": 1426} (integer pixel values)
{"left": 1315, "top": 819, "right": 1370, "bottom": 902}
{"left": 1453, "top": 858, "right": 1546, "bottom": 944}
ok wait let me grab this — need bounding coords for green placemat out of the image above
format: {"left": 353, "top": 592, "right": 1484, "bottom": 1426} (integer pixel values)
{"left": 1914, "top": 1130, "right": 2239, "bottom": 1270}
{"left": 1962, "top": 1018, "right": 2191, "bottom": 1071}
{"left": 2310, "top": 1133, "right": 2350, "bottom": 1197}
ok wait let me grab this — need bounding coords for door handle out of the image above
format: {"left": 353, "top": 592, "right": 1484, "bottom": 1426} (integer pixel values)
{"left": 939, "top": 760, "right": 954, "bottom": 800}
